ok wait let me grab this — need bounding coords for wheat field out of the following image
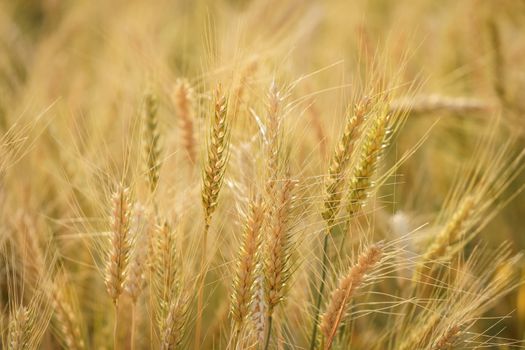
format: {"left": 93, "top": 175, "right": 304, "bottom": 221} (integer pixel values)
{"left": 1, "top": 0, "right": 525, "bottom": 349}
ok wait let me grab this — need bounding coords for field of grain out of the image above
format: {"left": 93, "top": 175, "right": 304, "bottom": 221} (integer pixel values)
{"left": 1, "top": 1, "right": 525, "bottom": 349}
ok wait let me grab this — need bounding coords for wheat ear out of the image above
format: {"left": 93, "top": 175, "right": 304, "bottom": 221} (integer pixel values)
{"left": 105, "top": 184, "right": 132, "bottom": 350}
{"left": 159, "top": 292, "right": 189, "bottom": 350}
{"left": 7, "top": 307, "right": 30, "bottom": 350}
{"left": 322, "top": 99, "right": 369, "bottom": 226}
{"left": 320, "top": 244, "right": 383, "bottom": 350}
{"left": 48, "top": 282, "right": 85, "bottom": 350}
{"left": 153, "top": 221, "right": 179, "bottom": 322}
{"left": 173, "top": 79, "right": 197, "bottom": 164}
{"left": 201, "top": 84, "right": 230, "bottom": 227}
{"left": 263, "top": 178, "right": 296, "bottom": 350}
{"left": 346, "top": 109, "right": 390, "bottom": 216}
{"left": 7, "top": 289, "right": 51, "bottom": 350}
{"left": 105, "top": 184, "right": 132, "bottom": 304}
{"left": 230, "top": 196, "right": 265, "bottom": 344}
{"left": 143, "top": 92, "right": 161, "bottom": 193}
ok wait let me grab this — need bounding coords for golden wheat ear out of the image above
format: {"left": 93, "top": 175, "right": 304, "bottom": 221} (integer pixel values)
{"left": 105, "top": 184, "right": 132, "bottom": 304}
{"left": 322, "top": 97, "right": 369, "bottom": 227}
{"left": 346, "top": 106, "right": 391, "bottom": 217}
{"left": 201, "top": 83, "right": 231, "bottom": 228}
{"left": 319, "top": 244, "right": 383, "bottom": 350}
{"left": 230, "top": 195, "right": 265, "bottom": 345}
{"left": 172, "top": 78, "right": 197, "bottom": 164}
{"left": 149, "top": 220, "right": 190, "bottom": 350}
{"left": 414, "top": 131, "right": 525, "bottom": 285}
{"left": 143, "top": 91, "right": 162, "bottom": 194}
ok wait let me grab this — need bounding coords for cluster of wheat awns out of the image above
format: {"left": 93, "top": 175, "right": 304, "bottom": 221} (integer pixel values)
{"left": 2, "top": 70, "right": 523, "bottom": 350}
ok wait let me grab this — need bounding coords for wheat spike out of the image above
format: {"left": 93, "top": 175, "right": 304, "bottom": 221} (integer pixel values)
{"left": 7, "top": 307, "right": 30, "bottom": 350}
{"left": 201, "top": 84, "right": 230, "bottom": 227}
{"left": 424, "top": 195, "right": 475, "bottom": 262}
{"left": 346, "top": 110, "right": 390, "bottom": 216}
{"left": 322, "top": 99, "right": 369, "bottom": 226}
{"left": 159, "top": 293, "right": 190, "bottom": 350}
{"left": 320, "top": 244, "right": 383, "bottom": 348}
{"left": 105, "top": 185, "right": 132, "bottom": 304}
{"left": 264, "top": 178, "right": 296, "bottom": 313}
{"left": 143, "top": 92, "right": 162, "bottom": 193}
{"left": 153, "top": 221, "right": 179, "bottom": 320}
{"left": 173, "top": 79, "right": 197, "bottom": 163}
{"left": 230, "top": 196, "right": 265, "bottom": 335}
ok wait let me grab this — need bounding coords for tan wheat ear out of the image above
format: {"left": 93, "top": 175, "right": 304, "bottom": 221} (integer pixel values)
{"left": 7, "top": 289, "right": 51, "bottom": 350}
{"left": 159, "top": 291, "right": 190, "bottom": 350}
{"left": 201, "top": 84, "right": 230, "bottom": 228}
{"left": 143, "top": 92, "right": 162, "bottom": 193}
{"left": 322, "top": 98, "right": 369, "bottom": 227}
{"left": 48, "top": 279, "right": 85, "bottom": 350}
{"left": 264, "top": 82, "right": 285, "bottom": 199}
{"left": 251, "top": 272, "right": 267, "bottom": 343}
{"left": 389, "top": 94, "right": 492, "bottom": 115}
{"left": 320, "top": 244, "right": 383, "bottom": 350}
{"left": 230, "top": 195, "right": 265, "bottom": 345}
{"left": 105, "top": 184, "right": 132, "bottom": 304}
{"left": 173, "top": 79, "right": 197, "bottom": 164}
{"left": 263, "top": 177, "right": 297, "bottom": 349}
{"left": 423, "top": 195, "right": 475, "bottom": 263}
{"left": 7, "top": 306, "right": 30, "bottom": 350}
{"left": 153, "top": 221, "right": 179, "bottom": 319}
{"left": 346, "top": 108, "right": 390, "bottom": 216}
{"left": 150, "top": 220, "right": 189, "bottom": 350}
